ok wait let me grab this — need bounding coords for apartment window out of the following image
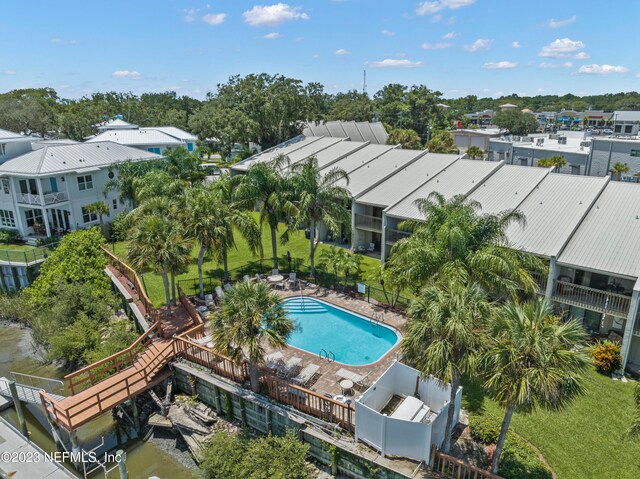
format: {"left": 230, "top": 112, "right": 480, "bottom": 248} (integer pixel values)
{"left": 0, "top": 144, "right": 6, "bottom": 156}
{"left": 19, "top": 179, "right": 38, "bottom": 195}
{"left": 25, "top": 209, "right": 43, "bottom": 227}
{"left": 112, "top": 199, "right": 118, "bottom": 210}
{"left": 82, "top": 206, "right": 98, "bottom": 224}
{"left": 571, "top": 165, "right": 581, "bottom": 175}
{"left": 519, "top": 158, "right": 528, "bottom": 166}
{"left": 0, "top": 210, "right": 15, "bottom": 228}
{"left": 625, "top": 125, "right": 633, "bottom": 134}
{"left": 631, "top": 150, "right": 640, "bottom": 157}
{"left": 614, "top": 125, "right": 622, "bottom": 133}
{"left": 77, "top": 175, "right": 93, "bottom": 191}
{"left": 147, "top": 147, "right": 161, "bottom": 154}
{"left": 1, "top": 178, "right": 9, "bottom": 194}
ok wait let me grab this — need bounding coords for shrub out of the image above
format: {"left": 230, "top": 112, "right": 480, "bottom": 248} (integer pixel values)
{"left": 592, "top": 340, "right": 622, "bottom": 374}
{"left": 469, "top": 411, "right": 501, "bottom": 444}
{"left": 0, "top": 228, "right": 22, "bottom": 244}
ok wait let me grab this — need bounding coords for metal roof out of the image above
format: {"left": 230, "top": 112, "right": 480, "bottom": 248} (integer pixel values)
{"left": 466, "top": 165, "right": 550, "bottom": 215}
{"left": 87, "top": 129, "right": 185, "bottom": 146}
{"left": 307, "top": 140, "right": 369, "bottom": 169}
{"left": 505, "top": 174, "right": 608, "bottom": 257}
{"left": 339, "top": 149, "right": 425, "bottom": 197}
{"left": 147, "top": 126, "right": 198, "bottom": 142}
{"left": 232, "top": 136, "right": 322, "bottom": 172}
{"left": 320, "top": 144, "right": 397, "bottom": 174}
{"left": 385, "top": 160, "right": 503, "bottom": 220}
{"left": 558, "top": 181, "right": 640, "bottom": 278}
{"left": 0, "top": 141, "right": 161, "bottom": 176}
{"left": 613, "top": 110, "right": 640, "bottom": 122}
{"left": 303, "top": 121, "right": 388, "bottom": 144}
{"left": 96, "top": 118, "right": 138, "bottom": 130}
{"left": 280, "top": 137, "right": 345, "bottom": 165}
{"left": 357, "top": 153, "right": 460, "bottom": 208}
{"left": 0, "top": 128, "right": 30, "bottom": 141}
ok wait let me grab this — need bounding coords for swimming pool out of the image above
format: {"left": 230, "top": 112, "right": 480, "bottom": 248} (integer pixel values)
{"left": 281, "top": 297, "right": 400, "bottom": 366}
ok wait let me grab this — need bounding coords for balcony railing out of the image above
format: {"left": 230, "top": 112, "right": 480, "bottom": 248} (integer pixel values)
{"left": 17, "top": 191, "right": 68, "bottom": 206}
{"left": 385, "top": 228, "right": 411, "bottom": 244}
{"left": 552, "top": 280, "right": 631, "bottom": 317}
{"left": 354, "top": 213, "right": 382, "bottom": 232}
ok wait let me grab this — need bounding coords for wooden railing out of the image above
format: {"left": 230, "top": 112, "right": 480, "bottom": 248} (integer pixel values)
{"left": 174, "top": 336, "right": 249, "bottom": 383}
{"left": 385, "top": 228, "right": 411, "bottom": 244}
{"left": 431, "top": 447, "right": 503, "bottom": 479}
{"left": 178, "top": 285, "right": 205, "bottom": 336}
{"left": 552, "top": 280, "right": 631, "bottom": 316}
{"left": 354, "top": 213, "right": 382, "bottom": 232}
{"left": 101, "top": 246, "right": 157, "bottom": 320}
{"left": 263, "top": 374, "right": 355, "bottom": 432}
{"left": 64, "top": 322, "right": 161, "bottom": 395}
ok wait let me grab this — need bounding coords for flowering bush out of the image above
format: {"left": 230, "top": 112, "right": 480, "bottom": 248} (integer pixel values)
{"left": 592, "top": 340, "right": 622, "bottom": 374}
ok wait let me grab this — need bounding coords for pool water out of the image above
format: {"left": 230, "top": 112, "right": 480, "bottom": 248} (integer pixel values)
{"left": 282, "top": 297, "right": 399, "bottom": 365}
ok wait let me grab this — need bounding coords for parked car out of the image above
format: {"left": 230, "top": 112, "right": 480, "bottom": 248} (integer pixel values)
{"left": 602, "top": 129, "right": 614, "bottom": 135}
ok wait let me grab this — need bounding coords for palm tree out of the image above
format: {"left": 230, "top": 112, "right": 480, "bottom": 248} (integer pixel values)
{"left": 236, "top": 155, "right": 297, "bottom": 270}
{"left": 212, "top": 281, "right": 294, "bottom": 392}
{"left": 337, "top": 249, "right": 361, "bottom": 289}
{"left": 536, "top": 155, "right": 567, "bottom": 173}
{"left": 610, "top": 162, "right": 630, "bottom": 181}
{"left": 389, "top": 192, "right": 542, "bottom": 298}
{"left": 167, "top": 234, "right": 194, "bottom": 305}
{"left": 84, "top": 200, "right": 110, "bottom": 236}
{"left": 290, "top": 157, "right": 351, "bottom": 278}
{"left": 466, "top": 146, "right": 484, "bottom": 160}
{"left": 127, "top": 215, "right": 188, "bottom": 314}
{"left": 402, "top": 280, "right": 493, "bottom": 453}
{"left": 482, "top": 298, "right": 589, "bottom": 474}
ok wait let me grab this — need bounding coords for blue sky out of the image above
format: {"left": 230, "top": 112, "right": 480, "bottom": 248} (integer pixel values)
{"left": 0, "top": 0, "right": 637, "bottom": 99}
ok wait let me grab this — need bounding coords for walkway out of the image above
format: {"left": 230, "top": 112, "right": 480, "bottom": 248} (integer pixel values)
{"left": 0, "top": 377, "right": 65, "bottom": 405}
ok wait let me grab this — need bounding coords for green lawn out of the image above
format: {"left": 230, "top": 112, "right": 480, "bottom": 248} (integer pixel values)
{"left": 110, "top": 222, "right": 382, "bottom": 306}
{"left": 462, "top": 369, "right": 639, "bottom": 479}
{"left": 0, "top": 243, "right": 51, "bottom": 263}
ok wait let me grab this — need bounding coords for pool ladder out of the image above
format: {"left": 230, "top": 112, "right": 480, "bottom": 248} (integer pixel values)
{"left": 319, "top": 348, "right": 335, "bottom": 363}
{"left": 370, "top": 312, "right": 382, "bottom": 338}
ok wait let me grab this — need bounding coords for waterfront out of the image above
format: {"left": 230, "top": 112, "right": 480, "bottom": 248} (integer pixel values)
{"left": 0, "top": 322, "right": 196, "bottom": 479}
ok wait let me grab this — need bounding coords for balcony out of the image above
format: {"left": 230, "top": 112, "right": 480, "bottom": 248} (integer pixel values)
{"left": 385, "top": 228, "right": 411, "bottom": 245}
{"left": 551, "top": 280, "right": 631, "bottom": 318}
{"left": 354, "top": 213, "right": 382, "bottom": 232}
{"left": 17, "top": 191, "right": 68, "bottom": 206}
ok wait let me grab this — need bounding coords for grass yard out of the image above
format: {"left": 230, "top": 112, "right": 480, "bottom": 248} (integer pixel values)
{"left": 463, "top": 369, "right": 639, "bottom": 479}
{"left": 110, "top": 221, "right": 382, "bottom": 306}
{"left": 0, "top": 242, "right": 52, "bottom": 263}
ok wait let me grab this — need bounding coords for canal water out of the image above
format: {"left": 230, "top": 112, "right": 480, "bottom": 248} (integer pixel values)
{"left": 0, "top": 322, "right": 196, "bottom": 479}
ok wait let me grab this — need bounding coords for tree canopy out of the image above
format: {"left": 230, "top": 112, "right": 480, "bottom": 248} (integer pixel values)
{"left": 493, "top": 110, "right": 540, "bottom": 136}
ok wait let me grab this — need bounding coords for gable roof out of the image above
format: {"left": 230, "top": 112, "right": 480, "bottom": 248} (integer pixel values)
{"left": 86, "top": 129, "right": 185, "bottom": 146}
{"left": 0, "top": 128, "right": 31, "bottom": 141}
{"left": 147, "top": 126, "right": 198, "bottom": 142}
{"left": 96, "top": 118, "right": 138, "bottom": 131}
{"left": 0, "top": 141, "right": 161, "bottom": 176}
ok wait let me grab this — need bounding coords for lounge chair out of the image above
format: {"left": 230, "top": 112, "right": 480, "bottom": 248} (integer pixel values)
{"left": 336, "top": 368, "right": 371, "bottom": 389}
{"left": 292, "top": 363, "right": 320, "bottom": 386}
{"left": 264, "top": 351, "right": 284, "bottom": 370}
{"left": 279, "top": 356, "right": 302, "bottom": 378}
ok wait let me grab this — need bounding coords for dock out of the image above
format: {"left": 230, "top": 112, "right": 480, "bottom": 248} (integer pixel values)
{"left": 0, "top": 417, "right": 77, "bottom": 479}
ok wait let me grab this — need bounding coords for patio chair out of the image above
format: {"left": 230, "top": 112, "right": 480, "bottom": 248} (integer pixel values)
{"left": 279, "top": 356, "right": 302, "bottom": 378}
{"left": 336, "top": 368, "right": 372, "bottom": 389}
{"left": 264, "top": 351, "right": 285, "bottom": 371}
{"left": 288, "top": 272, "right": 298, "bottom": 288}
{"left": 367, "top": 242, "right": 375, "bottom": 252}
{"left": 292, "top": 363, "right": 320, "bottom": 386}
{"left": 272, "top": 268, "right": 279, "bottom": 276}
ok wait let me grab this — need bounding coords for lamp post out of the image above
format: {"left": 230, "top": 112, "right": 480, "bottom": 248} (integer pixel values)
{"left": 286, "top": 251, "right": 292, "bottom": 273}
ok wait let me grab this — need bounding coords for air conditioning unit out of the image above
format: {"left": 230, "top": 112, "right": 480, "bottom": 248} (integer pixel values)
{"left": 549, "top": 134, "right": 559, "bottom": 140}
{"left": 558, "top": 137, "right": 567, "bottom": 145}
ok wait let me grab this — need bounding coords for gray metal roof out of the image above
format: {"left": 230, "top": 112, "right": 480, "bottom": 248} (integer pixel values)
{"left": 96, "top": 118, "right": 138, "bottom": 130}
{"left": 339, "top": 149, "right": 425, "bottom": 197}
{"left": 505, "top": 174, "right": 608, "bottom": 257}
{"left": 320, "top": 144, "right": 397, "bottom": 174}
{"left": 0, "top": 128, "right": 30, "bottom": 141}
{"left": 31, "top": 139, "right": 80, "bottom": 150}
{"left": 385, "top": 160, "right": 503, "bottom": 220}
{"left": 357, "top": 153, "right": 460, "bottom": 208}
{"left": 87, "top": 128, "right": 185, "bottom": 146}
{"left": 303, "top": 121, "right": 388, "bottom": 144}
{"left": 148, "top": 126, "right": 198, "bottom": 142}
{"left": 613, "top": 110, "right": 640, "bottom": 122}
{"left": 308, "top": 140, "right": 369, "bottom": 169}
{"left": 466, "top": 165, "right": 550, "bottom": 215}
{"left": 281, "top": 137, "right": 345, "bottom": 165}
{"left": 0, "top": 141, "right": 161, "bottom": 176}
{"left": 558, "top": 181, "right": 640, "bottom": 278}
{"left": 230, "top": 136, "right": 321, "bottom": 172}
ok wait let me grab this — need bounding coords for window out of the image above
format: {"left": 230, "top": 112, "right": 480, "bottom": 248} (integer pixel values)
{"left": 25, "top": 209, "right": 43, "bottom": 227}
{"left": 77, "top": 175, "right": 93, "bottom": 191}
{"left": 82, "top": 206, "right": 98, "bottom": 224}
{"left": 614, "top": 125, "right": 622, "bottom": 133}
{"left": 0, "top": 210, "right": 15, "bottom": 228}
{"left": 631, "top": 150, "right": 640, "bottom": 157}
{"left": 187, "top": 143, "right": 194, "bottom": 152}
{"left": 112, "top": 199, "right": 118, "bottom": 210}
{"left": 108, "top": 171, "right": 115, "bottom": 179}
{"left": 147, "top": 147, "right": 161, "bottom": 154}
{"left": 0, "top": 144, "right": 6, "bottom": 156}
{"left": 519, "top": 158, "right": 528, "bottom": 166}
{"left": 1, "top": 178, "right": 9, "bottom": 194}
{"left": 571, "top": 165, "right": 581, "bottom": 175}
{"left": 625, "top": 125, "right": 633, "bottom": 134}
{"left": 19, "top": 179, "right": 38, "bottom": 195}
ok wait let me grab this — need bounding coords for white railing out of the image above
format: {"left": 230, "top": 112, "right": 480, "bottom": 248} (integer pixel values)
{"left": 17, "top": 191, "right": 68, "bottom": 206}
{"left": 552, "top": 280, "right": 631, "bottom": 316}
{"left": 354, "top": 213, "right": 383, "bottom": 231}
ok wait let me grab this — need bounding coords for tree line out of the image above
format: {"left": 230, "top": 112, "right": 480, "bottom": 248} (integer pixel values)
{"left": 2, "top": 77, "right": 639, "bottom": 153}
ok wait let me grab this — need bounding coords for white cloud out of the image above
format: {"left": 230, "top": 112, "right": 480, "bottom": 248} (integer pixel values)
{"left": 464, "top": 38, "right": 492, "bottom": 52}
{"left": 512, "top": 41, "right": 521, "bottom": 48}
{"left": 415, "top": 0, "right": 476, "bottom": 15}
{"left": 547, "top": 15, "right": 577, "bottom": 28}
{"left": 577, "top": 64, "right": 629, "bottom": 74}
{"left": 50, "top": 37, "right": 77, "bottom": 45}
{"left": 482, "top": 61, "right": 517, "bottom": 69}
{"left": 573, "top": 52, "right": 590, "bottom": 60}
{"left": 243, "top": 3, "right": 309, "bottom": 26}
{"left": 0, "top": 70, "right": 16, "bottom": 75}
{"left": 112, "top": 70, "right": 142, "bottom": 79}
{"left": 382, "top": 29, "right": 395, "bottom": 36}
{"left": 539, "top": 61, "right": 573, "bottom": 69}
{"left": 263, "top": 32, "right": 281, "bottom": 39}
{"left": 367, "top": 59, "right": 423, "bottom": 68}
{"left": 202, "top": 13, "right": 227, "bottom": 25}
{"left": 442, "top": 31, "right": 458, "bottom": 39}
{"left": 335, "top": 48, "right": 350, "bottom": 55}
{"left": 421, "top": 42, "right": 453, "bottom": 50}
{"left": 538, "top": 38, "right": 584, "bottom": 58}
{"left": 181, "top": 8, "right": 199, "bottom": 22}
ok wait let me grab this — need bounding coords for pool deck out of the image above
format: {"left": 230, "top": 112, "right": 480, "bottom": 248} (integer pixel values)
{"left": 264, "top": 283, "right": 407, "bottom": 399}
